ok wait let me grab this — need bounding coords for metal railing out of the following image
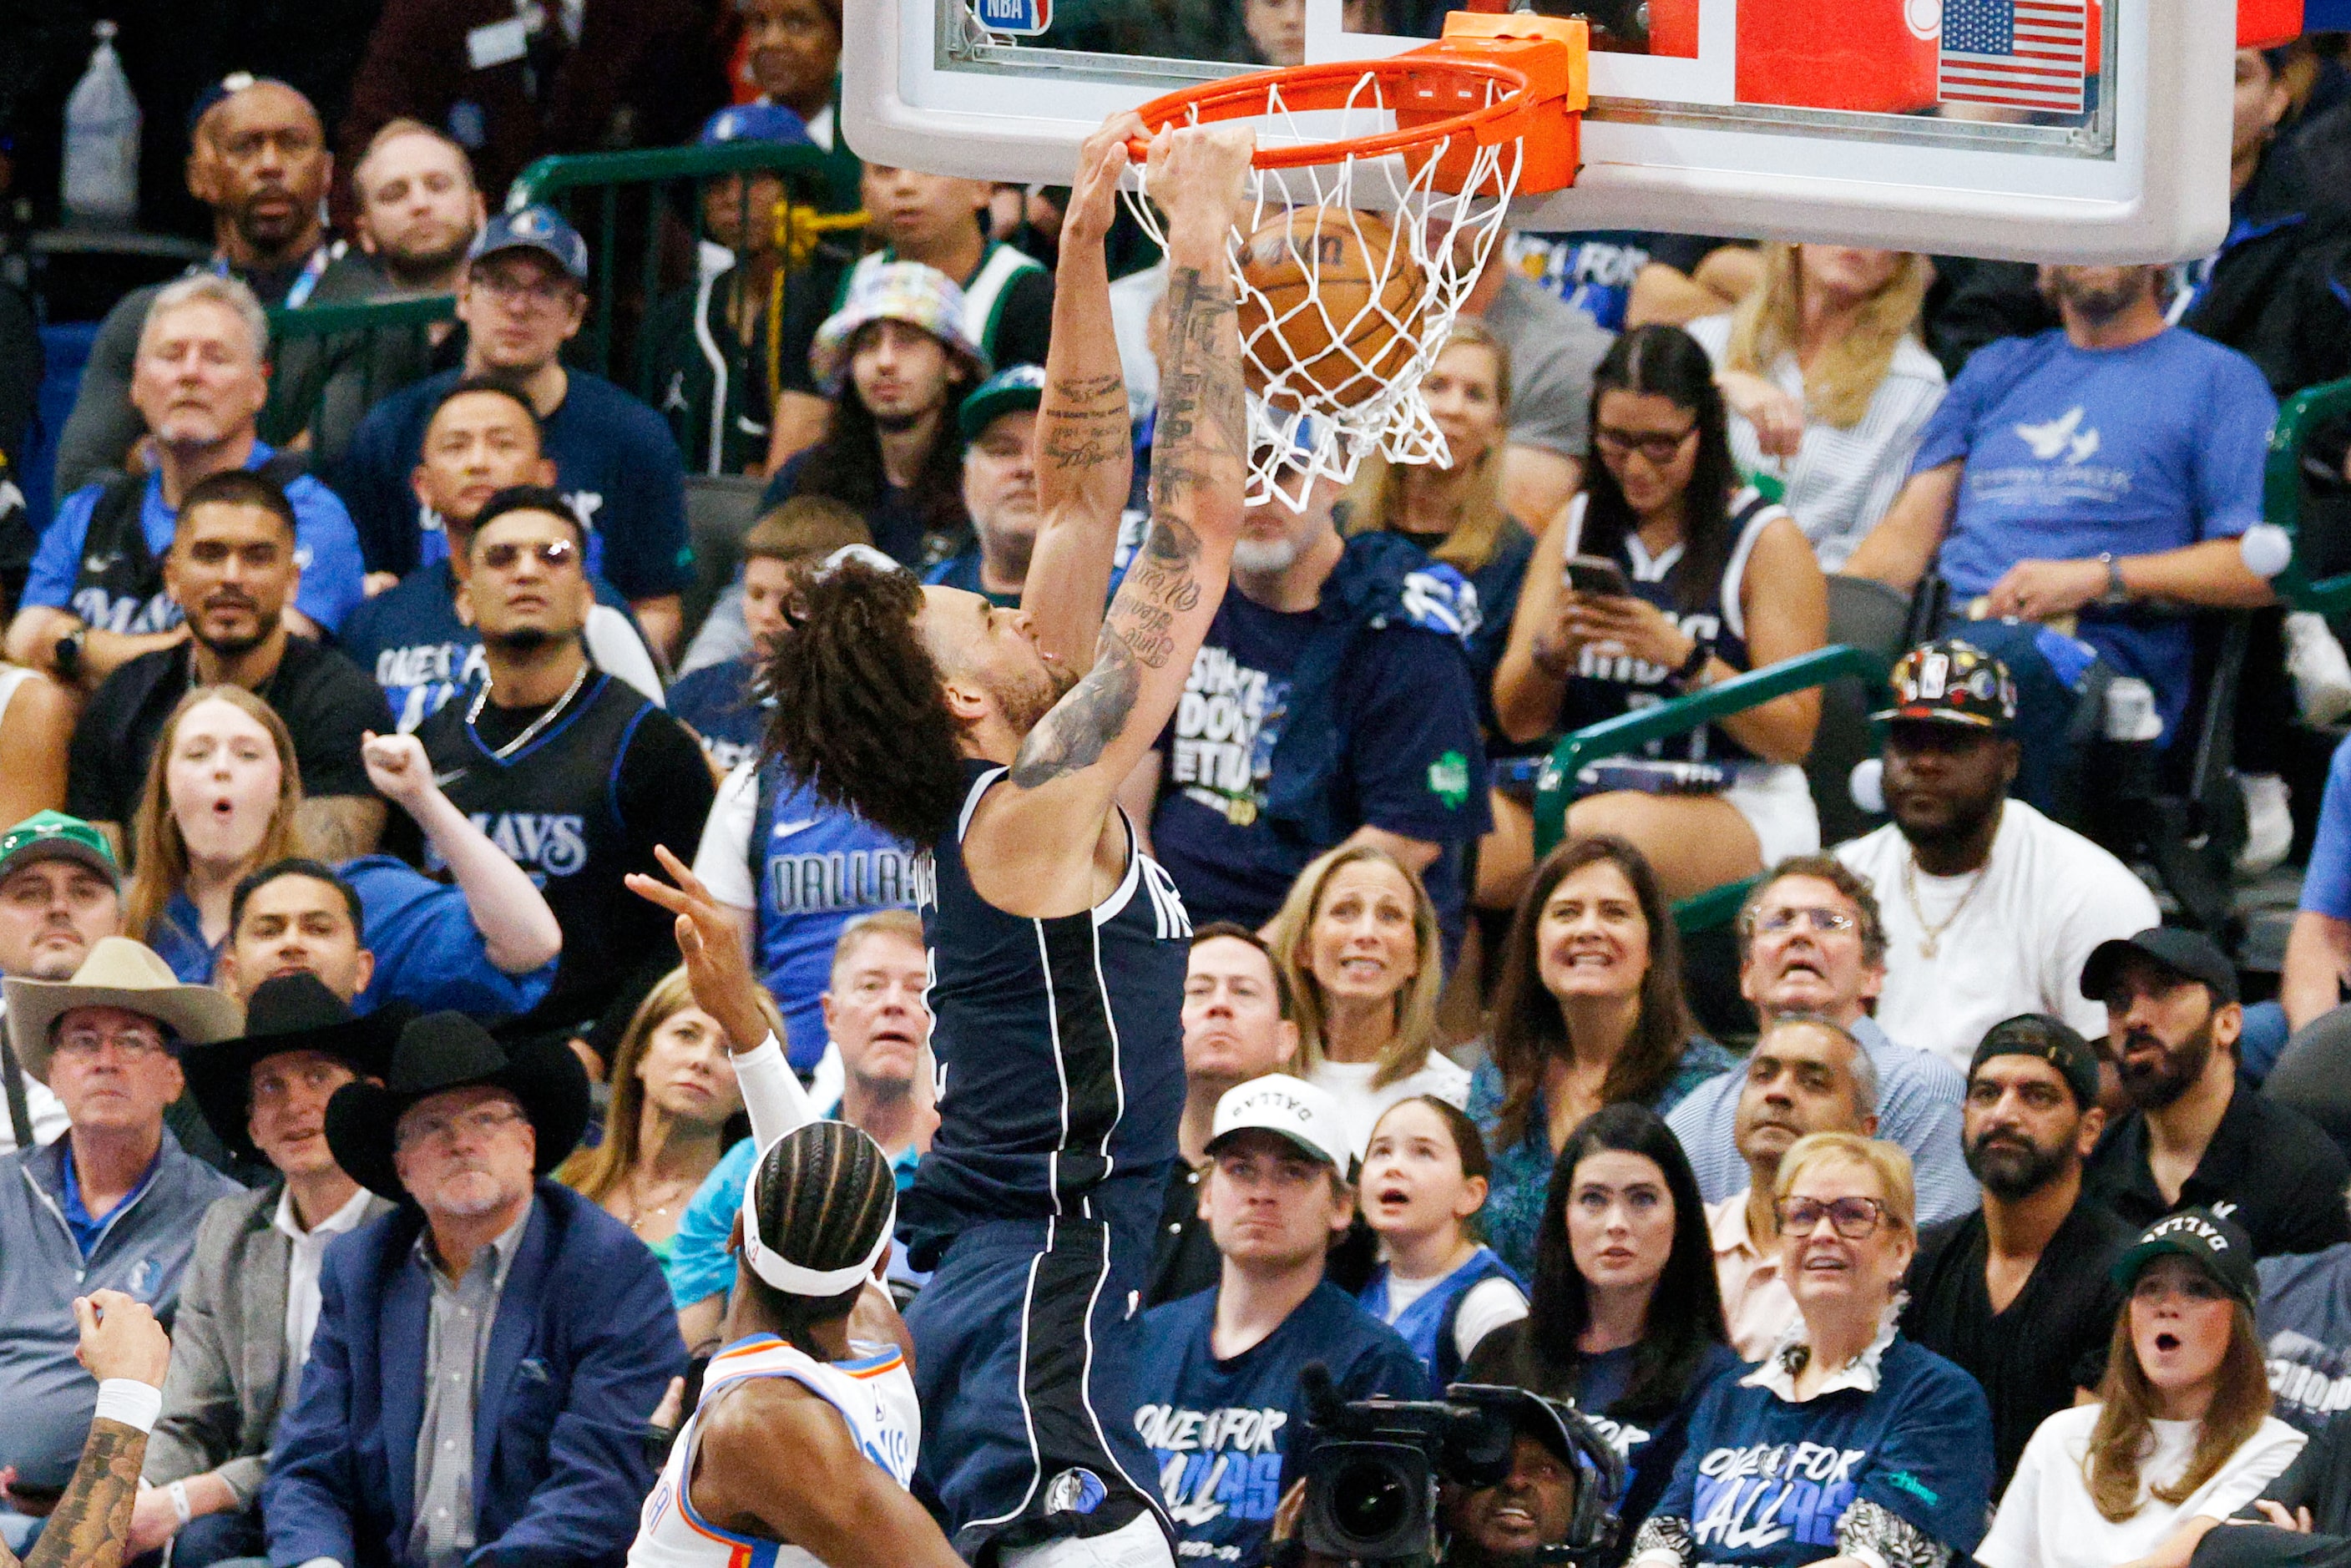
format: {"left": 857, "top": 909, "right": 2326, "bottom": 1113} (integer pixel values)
{"left": 259, "top": 292, "right": 458, "bottom": 462}
{"left": 2257, "top": 375, "right": 2351, "bottom": 615}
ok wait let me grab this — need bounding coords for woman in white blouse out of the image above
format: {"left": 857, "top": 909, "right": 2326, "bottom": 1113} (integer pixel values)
{"left": 1686, "top": 245, "right": 1945, "bottom": 570}
{"left": 1977, "top": 1207, "right": 2307, "bottom": 1568}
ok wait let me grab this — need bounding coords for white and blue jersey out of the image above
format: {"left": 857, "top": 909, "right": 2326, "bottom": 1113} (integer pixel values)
{"left": 628, "top": 1333, "right": 919, "bottom": 1568}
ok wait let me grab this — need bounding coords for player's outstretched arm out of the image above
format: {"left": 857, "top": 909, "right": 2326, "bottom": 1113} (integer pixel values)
{"left": 695, "top": 1383, "right": 963, "bottom": 1568}
{"left": 1023, "top": 113, "right": 1144, "bottom": 670}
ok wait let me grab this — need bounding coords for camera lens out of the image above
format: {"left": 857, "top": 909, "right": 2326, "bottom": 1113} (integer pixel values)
{"left": 1331, "top": 1458, "right": 1412, "bottom": 1543}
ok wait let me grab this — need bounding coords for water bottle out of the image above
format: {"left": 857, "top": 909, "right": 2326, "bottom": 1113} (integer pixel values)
{"left": 62, "top": 21, "right": 140, "bottom": 228}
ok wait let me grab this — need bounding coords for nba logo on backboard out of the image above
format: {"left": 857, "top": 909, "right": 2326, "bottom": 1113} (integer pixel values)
{"left": 974, "top": 0, "right": 1049, "bottom": 34}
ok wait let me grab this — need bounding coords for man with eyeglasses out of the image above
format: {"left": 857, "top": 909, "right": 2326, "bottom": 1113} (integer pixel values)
{"left": 0, "top": 937, "right": 240, "bottom": 1540}
{"left": 1668, "top": 854, "right": 1973, "bottom": 1226}
{"left": 405, "top": 486, "right": 713, "bottom": 1081}
{"left": 1901, "top": 1014, "right": 2131, "bottom": 1493}
{"left": 335, "top": 207, "right": 693, "bottom": 660}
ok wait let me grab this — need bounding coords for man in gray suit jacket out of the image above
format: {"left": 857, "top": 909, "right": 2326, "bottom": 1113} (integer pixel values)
{"left": 130, "top": 974, "right": 398, "bottom": 1567}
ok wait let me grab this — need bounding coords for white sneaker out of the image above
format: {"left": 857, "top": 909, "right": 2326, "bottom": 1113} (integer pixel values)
{"left": 2287, "top": 611, "right": 2351, "bottom": 726}
{"left": 2237, "top": 771, "right": 2293, "bottom": 876}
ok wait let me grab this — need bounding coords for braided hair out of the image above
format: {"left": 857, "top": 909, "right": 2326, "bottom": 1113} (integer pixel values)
{"left": 743, "top": 1120, "right": 900, "bottom": 1350}
{"left": 760, "top": 558, "right": 968, "bottom": 843}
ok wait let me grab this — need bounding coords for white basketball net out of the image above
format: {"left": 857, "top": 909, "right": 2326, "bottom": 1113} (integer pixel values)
{"left": 1125, "top": 73, "right": 1524, "bottom": 512}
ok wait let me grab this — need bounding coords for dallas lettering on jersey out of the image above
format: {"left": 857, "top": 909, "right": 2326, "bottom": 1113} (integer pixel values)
{"left": 1169, "top": 648, "right": 1287, "bottom": 828}
{"left": 766, "top": 847, "right": 923, "bottom": 913}
{"left": 1577, "top": 610, "right": 1723, "bottom": 690}
{"left": 377, "top": 640, "right": 490, "bottom": 731}
{"left": 1135, "top": 1403, "right": 1287, "bottom": 1543}
{"left": 1690, "top": 1442, "right": 1868, "bottom": 1555}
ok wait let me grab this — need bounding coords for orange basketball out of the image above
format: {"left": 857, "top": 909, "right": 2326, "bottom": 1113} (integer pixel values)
{"left": 1236, "top": 208, "right": 1427, "bottom": 410}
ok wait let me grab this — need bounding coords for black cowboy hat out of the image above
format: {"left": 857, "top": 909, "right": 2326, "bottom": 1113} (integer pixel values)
{"left": 325, "top": 1012, "right": 590, "bottom": 1204}
{"left": 178, "top": 974, "right": 405, "bottom": 1165}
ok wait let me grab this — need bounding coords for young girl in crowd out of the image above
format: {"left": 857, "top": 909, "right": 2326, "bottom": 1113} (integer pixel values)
{"left": 1266, "top": 843, "right": 1469, "bottom": 1154}
{"left": 1464, "top": 1102, "right": 1736, "bottom": 1563}
{"left": 1469, "top": 836, "right": 1736, "bottom": 1276}
{"left": 1356, "top": 1095, "right": 1528, "bottom": 1394}
{"left": 1977, "top": 1207, "right": 2306, "bottom": 1568}
{"left": 1494, "top": 323, "right": 1827, "bottom": 901}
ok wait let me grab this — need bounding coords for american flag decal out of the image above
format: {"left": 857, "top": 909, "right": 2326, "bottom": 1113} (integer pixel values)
{"left": 1939, "top": 0, "right": 2090, "bottom": 114}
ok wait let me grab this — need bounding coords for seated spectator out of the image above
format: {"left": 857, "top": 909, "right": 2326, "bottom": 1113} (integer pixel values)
{"left": 766, "top": 165, "right": 1052, "bottom": 472}
{"left": 67, "top": 471, "right": 393, "bottom": 862}
{"left": 264, "top": 1015, "right": 685, "bottom": 1568}
{"left": 1685, "top": 245, "right": 1946, "bottom": 569}
{"left": 134, "top": 974, "right": 397, "bottom": 1567}
{"left": 1834, "top": 639, "right": 2160, "bottom": 1073}
{"left": 2190, "top": 1406, "right": 2351, "bottom": 1567}
{"left": 0, "top": 938, "right": 242, "bottom": 1520}
{"left": 124, "top": 690, "right": 563, "bottom": 1017}
{"left": 1143, "top": 444, "right": 1492, "bottom": 953}
{"left": 1429, "top": 1392, "right": 1626, "bottom": 1568}
{"left": 554, "top": 968, "right": 747, "bottom": 1283}
{"left": 0, "top": 813, "right": 122, "bottom": 1155}
{"left": 666, "top": 911, "right": 928, "bottom": 1352}
{"left": 411, "top": 488, "right": 715, "bottom": 1071}
{"left": 348, "top": 120, "right": 483, "bottom": 301}
{"left": 1464, "top": 1103, "right": 1736, "bottom": 1561}
{"left": 1708, "top": 1014, "right": 1880, "bottom": 1360}
{"left": 1265, "top": 844, "right": 1469, "bottom": 1153}
{"left": 1494, "top": 324, "right": 1828, "bottom": 900}
{"left": 0, "top": 668, "right": 77, "bottom": 829}
{"left": 741, "top": 0, "right": 848, "bottom": 161}
{"left": 336, "top": 378, "right": 664, "bottom": 731}
{"left": 0, "top": 1284, "right": 173, "bottom": 1566}
{"left": 1454, "top": 234, "right": 1616, "bottom": 526}
{"left": 1151, "top": 922, "right": 1303, "bottom": 1308}
{"left": 2084, "top": 929, "right": 2351, "bottom": 1258}
{"left": 1131, "top": 1075, "right": 1425, "bottom": 1566}
{"left": 1903, "top": 1014, "right": 2131, "bottom": 1491}
{"left": 1668, "top": 855, "right": 1972, "bottom": 1225}
{"left": 1628, "top": 1134, "right": 1996, "bottom": 1568}
{"left": 923, "top": 366, "right": 1047, "bottom": 605}
{"left": 51, "top": 78, "right": 370, "bottom": 501}
{"left": 335, "top": 208, "right": 694, "bottom": 657}
{"left": 669, "top": 498, "right": 867, "bottom": 773}
{"left": 2268, "top": 731, "right": 2351, "bottom": 1065}
{"left": 1504, "top": 231, "right": 1744, "bottom": 336}
{"left": 1978, "top": 1208, "right": 2306, "bottom": 1568}
{"left": 1469, "top": 836, "right": 1738, "bottom": 1278}
{"left": 1844, "top": 265, "right": 2277, "bottom": 797}
{"left": 760, "top": 263, "right": 987, "bottom": 569}
{"left": 6, "top": 276, "right": 367, "bottom": 689}
{"left": 1358, "top": 1095, "right": 1527, "bottom": 1393}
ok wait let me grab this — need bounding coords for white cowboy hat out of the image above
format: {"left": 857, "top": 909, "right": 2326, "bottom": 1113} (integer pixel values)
{"left": 5, "top": 937, "right": 244, "bottom": 1084}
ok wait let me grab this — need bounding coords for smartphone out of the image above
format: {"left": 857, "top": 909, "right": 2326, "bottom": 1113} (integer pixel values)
{"left": 1564, "top": 554, "right": 1633, "bottom": 598}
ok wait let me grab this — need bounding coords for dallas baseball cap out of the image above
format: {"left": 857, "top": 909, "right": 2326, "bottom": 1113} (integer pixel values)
{"left": 958, "top": 364, "right": 1048, "bottom": 442}
{"left": 469, "top": 205, "right": 590, "bottom": 283}
{"left": 1969, "top": 1014, "right": 2101, "bottom": 1111}
{"left": 1872, "top": 638, "right": 2017, "bottom": 731}
{"left": 2080, "top": 927, "right": 2239, "bottom": 1007}
{"left": 2111, "top": 1206, "right": 2258, "bottom": 1310}
{"left": 697, "top": 104, "right": 812, "bottom": 148}
{"left": 1206, "top": 1074, "right": 1352, "bottom": 1173}
{"left": 0, "top": 812, "right": 120, "bottom": 890}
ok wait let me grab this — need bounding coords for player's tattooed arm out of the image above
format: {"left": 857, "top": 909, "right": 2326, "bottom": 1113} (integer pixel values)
{"left": 1039, "top": 373, "right": 1129, "bottom": 474}
{"left": 1147, "top": 265, "right": 1246, "bottom": 518}
{"left": 6, "top": 1419, "right": 147, "bottom": 1568}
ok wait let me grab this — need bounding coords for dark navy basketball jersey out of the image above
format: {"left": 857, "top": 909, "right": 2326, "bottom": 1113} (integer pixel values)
{"left": 902, "top": 761, "right": 1192, "bottom": 1256}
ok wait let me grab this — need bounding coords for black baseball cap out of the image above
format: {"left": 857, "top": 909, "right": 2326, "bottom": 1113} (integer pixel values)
{"left": 2081, "top": 928, "right": 2238, "bottom": 1007}
{"left": 1872, "top": 638, "right": 2017, "bottom": 731}
{"left": 1969, "top": 1014, "right": 2101, "bottom": 1111}
{"left": 2111, "top": 1206, "right": 2258, "bottom": 1310}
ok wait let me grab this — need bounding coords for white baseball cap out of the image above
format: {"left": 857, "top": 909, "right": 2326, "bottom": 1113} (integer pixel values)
{"left": 1206, "top": 1074, "right": 1353, "bottom": 1174}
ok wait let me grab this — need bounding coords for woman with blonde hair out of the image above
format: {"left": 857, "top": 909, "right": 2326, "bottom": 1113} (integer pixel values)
{"left": 1976, "top": 1206, "right": 2305, "bottom": 1568}
{"left": 1265, "top": 842, "right": 1469, "bottom": 1154}
{"left": 1686, "top": 243, "right": 1947, "bottom": 569}
{"left": 556, "top": 966, "right": 769, "bottom": 1278}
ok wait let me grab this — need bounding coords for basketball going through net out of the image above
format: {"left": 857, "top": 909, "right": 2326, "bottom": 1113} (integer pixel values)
{"left": 1124, "top": 12, "right": 1589, "bottom": 508}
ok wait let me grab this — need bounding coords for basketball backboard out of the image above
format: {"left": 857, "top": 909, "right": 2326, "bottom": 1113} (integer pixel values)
{"left": 842, "top": 0, "right": 2236, "bottom": 263}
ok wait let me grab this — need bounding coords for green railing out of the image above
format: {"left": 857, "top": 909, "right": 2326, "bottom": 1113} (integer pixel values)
{"left": 1529, "top": 644, "right": 1893, "bottom": 931}
{"left": 258, "top": 293, "right": 458, "bottom": 460}
{"left": 2258, "top": 375, "right": 2351, "bottom": 616}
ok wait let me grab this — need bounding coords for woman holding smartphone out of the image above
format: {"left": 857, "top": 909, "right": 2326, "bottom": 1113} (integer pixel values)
{"left": 1494, "top": 324, "right": 1828, "bottom": 900}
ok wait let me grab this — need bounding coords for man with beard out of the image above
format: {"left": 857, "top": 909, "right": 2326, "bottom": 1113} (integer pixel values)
{"left": 1901, "top": 1014, "right": 2131, "bottom": 1491}
{"left": 63, "top": 470, "right": 392, "bottom": 860}
{"left": 349, "top": 122, "right": 483, "bottom": 300}
{"left": 1835, "top": 639, "right": 2157, "bottom": 1073}
{"left": 2084, "top": 927, "right": 2350, "bottom": 1257}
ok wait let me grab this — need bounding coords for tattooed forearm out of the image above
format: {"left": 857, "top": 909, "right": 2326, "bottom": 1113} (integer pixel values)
{"left": 1150, "top": 266, "right": 1247, "bottom": 514}
{"left": 15, "top": 1420, "right": 147, "bottom": 1568}
{"left": 1009, "top": 632, "right": 1142, "bottom": 787}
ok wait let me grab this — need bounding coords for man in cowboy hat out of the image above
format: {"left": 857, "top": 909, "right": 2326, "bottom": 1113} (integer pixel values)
{"left": 0, "top": 938, "right": 241, "bottom": 1525}
{"left": 128, "top": 974, "right": 400, "bottom": 1567}
{"left": 0, "top": 812, "right": 126, "bottom": 1156}
{"left": 262, "top": 1013, "right": 683, "bottom": 1568}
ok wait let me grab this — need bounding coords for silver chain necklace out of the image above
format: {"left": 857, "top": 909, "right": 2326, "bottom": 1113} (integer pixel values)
{"left": 465, "top": 659, "right": 591, "bottom": 761}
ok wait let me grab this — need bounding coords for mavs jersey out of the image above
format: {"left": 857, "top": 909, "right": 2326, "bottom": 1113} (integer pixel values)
{"left": 629, "top": 1333, "right": 920, "bottom": 1568}
{"left": 901, "top": 761, "right": 1191, "bottom": 1259}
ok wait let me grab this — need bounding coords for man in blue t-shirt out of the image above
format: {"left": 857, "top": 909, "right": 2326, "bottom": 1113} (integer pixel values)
{"left": 332, "top": 207, "right": 693, "bottom": 658}
{"left": 5, "top": 274, "right": 367, "bottom": 690}
{"left": 1143, "top": 460, "right": 1492, "bottom": 956}
{"left": 1134, "top": 1075, "right": 1425, "bottom": 1568}
{"left": 1846, "top": 263, "right": 2278, "bottom": 751}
